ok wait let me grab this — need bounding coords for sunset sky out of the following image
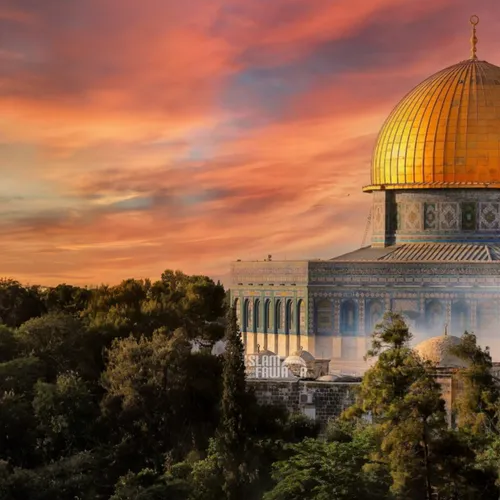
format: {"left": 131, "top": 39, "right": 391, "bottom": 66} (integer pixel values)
{"left": 1, "top": 0, "right": 500, "bottom": 286}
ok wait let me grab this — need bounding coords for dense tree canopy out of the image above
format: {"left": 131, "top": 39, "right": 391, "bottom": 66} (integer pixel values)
{"left": 0, "top": 276, "right": 499, "bottom": 499}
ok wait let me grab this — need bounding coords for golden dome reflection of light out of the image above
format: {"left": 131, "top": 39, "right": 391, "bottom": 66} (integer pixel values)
{"left": 365, "top": 16, "right": 500, "bottom": 192}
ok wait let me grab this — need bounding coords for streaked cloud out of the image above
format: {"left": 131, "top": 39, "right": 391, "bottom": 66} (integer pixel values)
{"left": 0, "top": 0, "right": 499, "bottom": 285}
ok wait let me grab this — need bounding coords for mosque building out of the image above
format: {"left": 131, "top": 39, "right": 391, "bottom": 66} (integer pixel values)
{"left": 231, "top": 16, "right": 500, "bottom": 374}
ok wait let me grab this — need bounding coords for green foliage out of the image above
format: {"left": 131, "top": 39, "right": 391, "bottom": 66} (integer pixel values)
{"left": 190, "top": 440, "right": 225, "bottom": 500}
{"left": 1, "top": 272, "right": 500, "bottom": 499}
{"left": 217, "top": 305, "right": 252, "bottom": 499}
{"left": 450, "top": 332, "right": 499, "bottom": 433}
{"left": 101, "top": 328, "right": 222, "bottom": 467}
{"left": 0, "top": 325, "right": 18, "bottom": 362}
{"left": 264, "top": 436, "right": 391, "bottom": 500}
{"left": 15, "top": 313, "right": 90, "bottom": 379}
{"left": 0, "top": 357, "right": 45, "bottom": 395}
{"left": 83, "top": 272, "right": 225, "bottom": 342}
{"left": 33, "top": 372, "right": 99, "bottom": 459}
{"left": 0, "top": 452, "right": 99, "bottom": 500}
{"left": 282, "top": 412, "right": 321, "bottom": 442}
{"left": 0, "top": 279, "right": 45, "bottom": 328}
{"left": 348, "top": 313, "right": 452, "bottom": 499}
{"left": 0, "top": 391, "right": 37, "bottom": 467}
{"left": 346, "top": 313, "right": 500, "bottom": 499}
{"left": 110, "top": 467, "right": 192, "bottom": 500}
{"left": 42, "top": 284, "right": 92, "bottom": 315}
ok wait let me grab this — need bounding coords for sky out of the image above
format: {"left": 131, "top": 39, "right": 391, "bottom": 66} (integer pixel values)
{"left": 1, "top": 0, "right": 500, "bottom": 287}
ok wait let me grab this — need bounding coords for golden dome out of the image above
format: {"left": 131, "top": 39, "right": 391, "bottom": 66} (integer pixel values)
{"left": 413, "top": 335, "right": 468, "bottom": 368}
{"left": 365, "top": 58, "right": 500, "bottom": 191}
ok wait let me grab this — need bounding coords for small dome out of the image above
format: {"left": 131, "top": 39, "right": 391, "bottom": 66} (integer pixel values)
{"left": 317, "top": 374, "right": 339, "bottom": 382}
{"left": 414, "top": 335, "right": 467, "bottom": 368}
{"left": 288, "top": 350, "right": 315, "bottom": 362}
{"left": 283, "top": 353, "right": 309, "bottom": 377}
{"left": 283, "top": 355, "right": 306, "bottom": 366}
{"left": 253, "top": 349, "right": 276, "bottom": 357}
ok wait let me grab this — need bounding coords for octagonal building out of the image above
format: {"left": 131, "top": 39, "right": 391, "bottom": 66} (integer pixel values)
{"left": 230, "top": 19, "right": 500, "bottom": 374}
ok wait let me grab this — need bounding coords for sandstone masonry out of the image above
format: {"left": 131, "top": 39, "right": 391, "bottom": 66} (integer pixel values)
{"left": 247, "top": 379, "right": 359, "bottom": 427}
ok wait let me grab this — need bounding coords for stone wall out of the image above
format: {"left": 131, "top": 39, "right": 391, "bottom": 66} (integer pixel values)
{"left": 247, "top": 379, "right": 359, "bottom": 427}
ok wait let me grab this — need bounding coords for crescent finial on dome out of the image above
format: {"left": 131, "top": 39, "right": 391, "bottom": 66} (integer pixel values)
{"left": 470, "top": 15, "right": 479, "bottom": 60}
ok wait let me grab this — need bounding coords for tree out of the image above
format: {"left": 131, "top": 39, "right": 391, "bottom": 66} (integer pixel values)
{"left": 101, "top": 328, "right": 222, "bottom": 470}
{"left": 449, "top": 332, "right": 500, "bottom": 495}
{"left": 0, "top": 325, "right": 18, "bottom": 362}
{"left": 110, "top": 466, "right": 192, "bottom": 500}
{"left": 0, "top": 279, "right": 45, "bottom": 328}
{"left": 15, "top": 313, "right": 91, "bottom": 380}
{"left": 450, "top": 332, "right": 499, "bottom": 433}
{"left": 33, "top": 372, "right": 99, "bottom": 460}
{"left": 264, "top": 433, "right": 391, "bottom": 500}
{"left": 0, "top": 391, "right": 38, "bottom": 468}
{"left": 42, "top": 284, "right": 92, "bottom": 315}
{"left": 0, "top": 452, "right": 99, "bottom": 500}
{"left": 346, "top": 313, "right": 449, "bottom": 499}
{"left": 216, "top": 305, "right": 252, "bottom": 499}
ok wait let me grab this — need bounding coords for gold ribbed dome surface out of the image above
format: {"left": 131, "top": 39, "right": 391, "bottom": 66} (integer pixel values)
{"left": 365, "top": 59, "right": 500, "bottom": 191}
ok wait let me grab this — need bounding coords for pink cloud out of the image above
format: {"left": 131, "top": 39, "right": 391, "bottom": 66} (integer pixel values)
{"left": 1, "top": 0, "right": 500, "bottom": 285}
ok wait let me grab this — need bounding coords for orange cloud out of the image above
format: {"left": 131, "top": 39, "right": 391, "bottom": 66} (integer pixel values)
{"left": 1, "top": 0, "right": 500, "bottom": 286}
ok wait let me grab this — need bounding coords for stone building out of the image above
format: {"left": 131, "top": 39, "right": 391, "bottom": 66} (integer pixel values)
{"left": 231, "top": 18, "right": 500, "bottom": 374}
{"left": 247, "top": 333, "right": 499, "bottom": 427}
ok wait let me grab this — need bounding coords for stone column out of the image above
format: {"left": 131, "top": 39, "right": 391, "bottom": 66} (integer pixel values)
{"left": 358, "top": 298, "right": 365, "bottom": 336}
{"left": 334, "top": 299, "right": 341, "bottom": 334}
{"left": 332, "top": 299, "right": 341, "bottom": 358}
{"left": 445, "top": 299, "right": 452, "bottom": 332}
{"left": 308, "top": 298, "right": 315, "bottom": 334}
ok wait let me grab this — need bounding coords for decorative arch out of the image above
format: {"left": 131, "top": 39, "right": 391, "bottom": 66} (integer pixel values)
{"left": 234, "top": 298, "right": 240, "bottom": 327}
{"left": 425, "top": 299, "right": 445, "bottom": 334}
{"left": 451, "top": 300, "right": 470, "bottom": 335}
{"left": 365, "top": 299, "right": 384, "bottom": 335}
{"left": 316, "top": 299, "right": 332, "bottom": 334}
{"left": 264, "top": 299, "right": 271, "bottom": 333}
{"left": 243, "top": 299, "right": 251, "bottom": 332}
{"left": 477, "top": 300, "right": 499, "bottom": 335}
{"left": 297, "top": 299, "right": 305, "bottom": 335}
{"left": 340, "top": 299, "right": 358, "bottom": 335}
{"left": 286, "top": 300, "right": 294, "bottom": 333}
{"left": 274, "top": 299, "right": 283, "bottom": 333}
{"left": 254, "top": 299, "right": 261, "bottom": 332}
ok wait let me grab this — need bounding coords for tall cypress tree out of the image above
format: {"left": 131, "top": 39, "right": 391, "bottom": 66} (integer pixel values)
{"left": 218, "top": 305, "right": 249, "bottom": 499}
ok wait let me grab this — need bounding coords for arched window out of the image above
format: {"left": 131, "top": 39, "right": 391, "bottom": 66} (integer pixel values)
{"left": 275, "top": 300, "right": 282, "bottom": 332}
{"left": 365, "top": 300, "right": 384, "bottom": 334}
{"left": 286, "top": 300, "right": 293, "bottom": 333}
{"left": 264, "top": 300, "right": 271, "bottom": 332}
{"left": 234, "top": 298, "right": 240, "bottom": 327}
{"left": 297, "top": 299, "right": 304, "bottom": 335}
{"left": 254, "top": 299, "right": 261, "bottom": 331}
{"left": 425, "top": 299, "right": 445, "bottom": 334}
{"left": 451, "top": 300, "right": 469, "bottom": 335}
{"left": 477, "top": 300, "right": 499, "bottom": 336}
{"left": 340, "top": 299, "right": 358, "bottom": 335}
{"left": 243, "top": 299, "right": 251, "bottom": 331}
{"left": 316, "top": 299, "right": 332, "bottom": 334}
